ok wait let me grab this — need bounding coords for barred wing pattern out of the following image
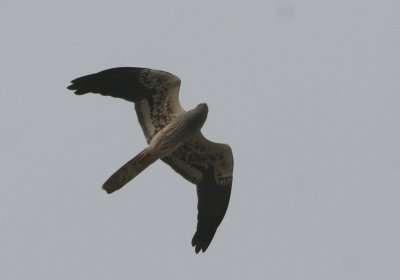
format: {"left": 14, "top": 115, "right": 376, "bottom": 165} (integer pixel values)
{"left": 67, "top": 67, "right": 183, "bottom": 141}
{"left": 162, "top": 134, "right": 233, "bottom": 253}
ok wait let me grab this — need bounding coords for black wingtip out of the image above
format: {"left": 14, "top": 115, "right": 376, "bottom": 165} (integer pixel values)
{"left": 192, "top": 243, "right": 208, "bottom": 254}
{"left": 65, "top": 68, "right": 149, "bottom": 101}
{"left": 191, "top": 232, "right": 211, "bottom": 254}
{"left": 193, "top": 242, "right": 202, "bottom": 254}
{"left": 67, "top": 82, "right": 91, "bottom": 95}
{"left": 66, "top": 83, "right": 75, "bottom": 91}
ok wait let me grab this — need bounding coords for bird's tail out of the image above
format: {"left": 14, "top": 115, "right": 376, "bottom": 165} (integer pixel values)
{"left": 102, "top": 148, "right": 158, "bottom": 194}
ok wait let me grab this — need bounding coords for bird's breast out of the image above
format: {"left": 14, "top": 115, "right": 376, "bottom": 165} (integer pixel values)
{"left": 148, "top": 110, "right": 206, "bottom": 158}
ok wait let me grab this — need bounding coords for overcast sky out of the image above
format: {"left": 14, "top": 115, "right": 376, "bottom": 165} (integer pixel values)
{"left": 1, "top": 0, "right": 400, "bottom": 279}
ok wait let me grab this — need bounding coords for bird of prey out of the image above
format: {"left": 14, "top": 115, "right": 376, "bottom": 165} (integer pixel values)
{"left": 67, "top": 67, "right": 234, "bottom": 253}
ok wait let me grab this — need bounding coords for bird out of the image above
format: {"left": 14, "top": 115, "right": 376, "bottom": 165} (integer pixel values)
{"left": 67, "top": 67, "right": 234, "bottom": 253}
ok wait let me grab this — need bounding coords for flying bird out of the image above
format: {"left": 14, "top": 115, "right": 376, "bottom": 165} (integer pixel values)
{"left": 67, "top": 67, "right": 234, "bottom": 253}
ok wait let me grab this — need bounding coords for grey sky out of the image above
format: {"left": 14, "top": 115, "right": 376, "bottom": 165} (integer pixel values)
{"left": 1, "top": 0, "right": 400, "bottom": 279}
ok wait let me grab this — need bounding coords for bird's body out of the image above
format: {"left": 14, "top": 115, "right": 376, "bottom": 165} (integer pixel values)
{"left": 67, "top": 67, "right": 233, "bottom": 253}
{"left": 149, "top": 104, "right": 209, "bottom": 158}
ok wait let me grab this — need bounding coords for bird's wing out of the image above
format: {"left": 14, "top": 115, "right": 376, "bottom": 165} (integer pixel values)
{"left": 162, "top": 133, "right": 234, "bottom": 253}
{"left": 67, "top": 67, "right": 184, "bottom": 141}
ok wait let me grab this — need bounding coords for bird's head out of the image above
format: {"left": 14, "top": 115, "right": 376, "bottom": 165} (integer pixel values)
{"left": 186, "top": 103, "right": 208, "bottom": 131}
{"left": 196, "top": 103, "right": 208, "bottom": 114}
